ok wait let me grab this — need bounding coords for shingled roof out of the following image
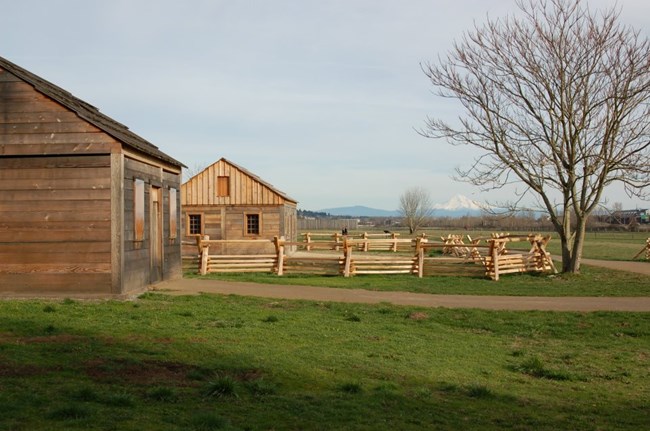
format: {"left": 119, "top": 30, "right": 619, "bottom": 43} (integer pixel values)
{"left": 0, "top": 55, "right": 184, "bottom": 168}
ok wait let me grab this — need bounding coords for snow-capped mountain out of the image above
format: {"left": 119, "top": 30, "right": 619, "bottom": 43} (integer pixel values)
{"left": 433, "top": 194, "right": 483, "bottom": 211}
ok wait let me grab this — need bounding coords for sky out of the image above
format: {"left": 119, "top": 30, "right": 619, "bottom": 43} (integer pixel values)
{"left": 1, "top": 0, "right": 649, "bottom": 211}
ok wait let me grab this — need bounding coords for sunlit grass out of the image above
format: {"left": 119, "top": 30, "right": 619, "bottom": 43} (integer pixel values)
{"left": 0, "top": 294, "right": 648, "bottom": 430}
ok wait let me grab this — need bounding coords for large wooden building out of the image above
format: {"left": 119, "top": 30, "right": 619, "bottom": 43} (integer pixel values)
{"left": 0, "top": 56, "right": 184, "bottom": 297}
{"left": 181, "top": 158, "right": 297, "bottom": 253}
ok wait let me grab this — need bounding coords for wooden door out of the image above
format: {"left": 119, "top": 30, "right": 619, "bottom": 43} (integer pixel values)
{"left": 150, "top": 186, "right": 163, "bottom": 283}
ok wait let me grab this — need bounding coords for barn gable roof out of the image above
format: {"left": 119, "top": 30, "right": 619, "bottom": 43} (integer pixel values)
{"left": 0, "top": 55, "right": 184, "bottom": 168}
{"left": 216, "top": 158, "right": 297, "bottom": 204}
{"left": 184, "top": 157, "right": 297, "bottom": 205}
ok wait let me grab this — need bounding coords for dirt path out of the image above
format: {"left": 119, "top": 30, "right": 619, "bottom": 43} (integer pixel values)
{"left": 151, "top": 277, "right": 650, "bottom": 312}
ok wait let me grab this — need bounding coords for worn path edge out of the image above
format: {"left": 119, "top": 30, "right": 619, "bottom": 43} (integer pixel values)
{"left": 151, "top": 278, "right": 650, "bottom": 312}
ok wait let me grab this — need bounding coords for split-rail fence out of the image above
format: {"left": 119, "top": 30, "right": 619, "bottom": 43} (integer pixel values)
{"left": 188, "top": 234, "right": 557, "bottom": 281}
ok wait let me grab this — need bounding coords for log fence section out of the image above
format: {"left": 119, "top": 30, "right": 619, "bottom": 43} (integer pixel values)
{"left": 196, "top": 234, "right": 556, "bottom": 280}
{"left": 632, "top": 238, "right": 650, "bottom": 260}
{"left": 301, "top": 232, "right": 405, "bottom": 252}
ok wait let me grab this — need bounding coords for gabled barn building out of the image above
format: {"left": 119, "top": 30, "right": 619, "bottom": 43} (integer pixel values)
{"left": 181, "top": 158, "right": 297, "bottom": 254}
{"left": 0, "top": 56, "right": 184, "bottom": 297}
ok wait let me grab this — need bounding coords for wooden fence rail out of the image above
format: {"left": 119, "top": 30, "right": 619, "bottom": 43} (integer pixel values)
{"left": 300, "top": 232, "right": 405, "bottom": 252}
{"left": 195, "top": 234, "right": 557, "bottom": 280}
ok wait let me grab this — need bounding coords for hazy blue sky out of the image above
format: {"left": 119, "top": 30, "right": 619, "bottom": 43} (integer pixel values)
{"left": 1, "top": 0, "right": 648, "bottom": 210}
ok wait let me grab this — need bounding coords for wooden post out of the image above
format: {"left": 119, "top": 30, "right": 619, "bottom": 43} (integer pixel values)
{"left": 491, "top": 239, "right": 500, "bottom": 281}
{"left": 274, "top": 236, "right": 285, "bottom": 276}
{"left": 391, "top": 232, "right": 398, "bottom": 252}
{"left": 343, "top": 238, "right": 352, "bottom": 277}
{"left": 362, "top": 232, "right": 368, "bottom": 252}
{"left": 306, "top": 232, "right": 312, "bottom": 251}
{"left": 333, "top": 232, "right": 341, "bottom": 251}
{"left": 416, "top": 237, "right": 425, "bottom": 278}
{"left": 200, "top": 241, "right": 209, "bottom": 276}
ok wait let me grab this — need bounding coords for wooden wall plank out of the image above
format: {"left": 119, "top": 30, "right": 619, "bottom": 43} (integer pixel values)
{"left": 0, "top": 273, "right": 112, "bottom": 293}
{"left": 0, "top": 81, "right": 36, "bottom": 92}
{"left": 0, "top": 155, "right": 110, "bottom": 168}
{"left": 0, "top": 211, "right": 111, "bottom": 222}
{"left": 0, "top": 200, "right": 111, "bottom": 211}
{"left": 0, "top": 177, "right": 111, "bottom": 190}
{"left": 0, "top": 166, "right": 110, "bottom": 180}
{"left": 110, "top": 152, "right": 125, "bottom": 294}
{"left": 0, "top": 229, "right": 111, "bottom": 242}
{"left": 0, "top": 252, "right": 111, "bottom": 264}
{"left": 0, "top": 189, "right": 111, "bottom": 201}
{"left": 1, "top": 133, "right": 117, "bottom": 145}
{"left": 0, "top": 111, "right": 84, "bottom": 124}
{"left": 0, "top": 122, "right": 101, "bottom": 134}
{"left": 0, "top": 263, "right": 112, "bottom": 273}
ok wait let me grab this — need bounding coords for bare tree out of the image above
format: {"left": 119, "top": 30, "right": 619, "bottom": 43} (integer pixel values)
{"left": 421, "top": 0, "right": 650, "bottom": 272}
{"left": 183, "top": 162, "right": 208, "bottom": 183}
{"left": 399, "top": 187, "right": 433, "bottom": 234}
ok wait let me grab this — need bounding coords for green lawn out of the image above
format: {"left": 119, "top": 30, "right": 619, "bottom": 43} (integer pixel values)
{"left": 0, "top": 294, "right": 648, "bottom": 430}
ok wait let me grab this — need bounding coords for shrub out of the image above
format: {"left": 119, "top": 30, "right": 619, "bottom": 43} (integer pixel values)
{"left": 466, "top": 383, "right": 493, "bottom": 398}
{"left": 205, "top": 376, "right": 238, "bottom": 398}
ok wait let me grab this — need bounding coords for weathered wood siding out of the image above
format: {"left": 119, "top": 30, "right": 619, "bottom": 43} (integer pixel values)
{"left": 181, "top": 159, "right": 292, "bottom": 206}
{"left": 0, "top": 67, "right": 117, "bottom": 156}
{"left": 122, "top": 157, "right": 181, "bottom": 293}
{"left": 1, "top": 65, "right": 182, "bottom": 295}
{"left": 0, "top": 66, "right": 118, "bottom": 294}
{"left": 0, "top": 155, "right": 113, "bottom": 293}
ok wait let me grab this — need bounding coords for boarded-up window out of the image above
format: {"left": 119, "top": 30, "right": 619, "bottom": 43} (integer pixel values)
{"left": 169, "top": 188, "right": 177, "bottom": 239}
{"left": 217, "top": 176, "right": 230, "bottom": 197}
{"left": 188, "top": 214, "right": 202, "bottom": 235}
{"left": 246, "top": 213, "right": 260, "bottom": 235}
{"left": 134, "top": 179, "right": 145, "bottom": 241}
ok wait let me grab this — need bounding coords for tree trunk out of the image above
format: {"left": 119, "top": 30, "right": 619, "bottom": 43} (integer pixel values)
{"left": 560, "top": 234, "right": 573, "bottom": 273}
{"left": 567, "top": 218, "right": 588, "bottom": 273}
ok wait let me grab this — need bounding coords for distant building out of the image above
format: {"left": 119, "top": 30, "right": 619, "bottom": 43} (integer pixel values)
{"left": 181, "top": 158, "right": 297, "bottom": 254}
{"left": 608, "top": 209, "right": 649, "bottom": 225}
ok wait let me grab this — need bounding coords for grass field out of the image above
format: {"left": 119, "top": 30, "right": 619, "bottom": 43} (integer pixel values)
{"left": 1, "top": 231, "right": 648, "bottom": 430}
{"left": 358, "top": 229, "right": 650, "bottom": 261}
{"left": 0, "top": 294, "right": 648, "bottom": 430}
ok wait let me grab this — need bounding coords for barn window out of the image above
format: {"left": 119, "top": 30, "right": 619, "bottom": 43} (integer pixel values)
{"left": 246, "top": 213, "right": 260, "bottom": 235}
{"left": 169, "top": 188, "right": 178, "bottom": 239}
{"left": 217, "top": 176, "right": 230, "bottom": 197}
{"left": 188, "top": 214, "right": 202, "bottom": 235}
{"left": 134, "top": 179, "right": 145, "bottom": 241}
